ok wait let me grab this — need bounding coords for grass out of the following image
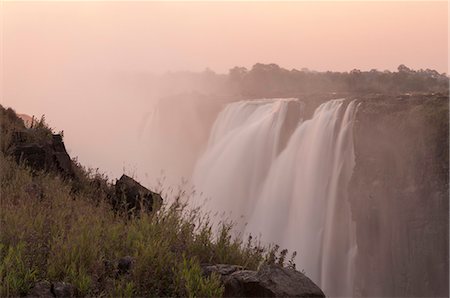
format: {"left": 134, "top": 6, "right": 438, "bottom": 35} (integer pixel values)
{"left": 0, "top": 105, "right": 288, "bottom": 297}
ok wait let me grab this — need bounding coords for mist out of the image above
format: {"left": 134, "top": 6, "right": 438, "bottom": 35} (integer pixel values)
{"left": 1, "top": 2, "right": 448, "bottom": 297}
{"left": 2, "top": 1, "right": 448, "bottom": 184}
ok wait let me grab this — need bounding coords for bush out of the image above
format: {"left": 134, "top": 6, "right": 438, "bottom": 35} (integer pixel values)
{"left": 0, "top": 106, "right": 294, "bottom": 296}
{"left": 0, "top": 152, "right": 272, "bottom": 297}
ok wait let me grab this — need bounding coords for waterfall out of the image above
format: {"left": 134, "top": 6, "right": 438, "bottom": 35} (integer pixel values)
{"left": 192, "top": 98, "right": 358, "bottom": 297}
{"left": 192, "top": 99, "right": 297, "bottom": 228}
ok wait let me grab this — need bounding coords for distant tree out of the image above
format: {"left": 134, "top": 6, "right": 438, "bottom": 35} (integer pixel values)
{"left": 398, "top": 64, "right": 412, "bottom": 73}
{"left": 227, "top": 63, "right": 448, "bottom": 96}
{"left": 229, "top": 67, "right": 248, "bottom": 83}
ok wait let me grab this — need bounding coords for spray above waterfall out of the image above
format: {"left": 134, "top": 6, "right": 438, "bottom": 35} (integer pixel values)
{"left": 193, "top": 98, "right": 359, "bottom": 297}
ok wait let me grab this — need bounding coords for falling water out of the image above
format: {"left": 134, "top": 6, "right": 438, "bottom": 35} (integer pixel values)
{"left": 193, "top": 98, "right": 358, "bottom": 296}
{"left": 192, "top": 99, "right": 296, "bottom": 228}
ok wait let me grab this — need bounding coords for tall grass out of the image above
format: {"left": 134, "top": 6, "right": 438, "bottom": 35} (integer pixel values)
{"left": 0, "top": 106, "right": 292, "bottom": 296}
{"left": 0, "top": 151, "right": 278, "bottom": 297}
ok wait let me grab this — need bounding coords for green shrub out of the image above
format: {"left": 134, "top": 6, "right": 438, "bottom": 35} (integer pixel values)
{"left": 180, "top": 256, "right": 224, "bottom": 298}
{"left": 0, "top": 106, "right": 289, "bottom": 297}
{"left": 0, "top": 153, "right": 271, "bottom": 297}
{"left": 0, "top": 242, "right": 38, "bottom": 296}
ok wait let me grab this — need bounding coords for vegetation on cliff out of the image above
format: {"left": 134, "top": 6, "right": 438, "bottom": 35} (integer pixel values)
{"left": 0, "top": 106, "right": 290, "bottom": 297}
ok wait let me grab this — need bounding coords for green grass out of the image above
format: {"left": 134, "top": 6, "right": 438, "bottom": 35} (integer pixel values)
{"left": 0, "top": 105, "right": 295, "bottom": 297}
{"left": 0, "top": 152, "right": 280, "bottom": 297}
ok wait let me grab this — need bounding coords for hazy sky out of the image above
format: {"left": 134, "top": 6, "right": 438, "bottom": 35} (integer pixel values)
{"left": 0, "top": 1, "right": 448, "bottom": 183}
{"left": 2, "top": 1, "right": 448, "bottom": 75}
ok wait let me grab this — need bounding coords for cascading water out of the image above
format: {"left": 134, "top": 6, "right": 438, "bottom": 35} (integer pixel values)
{"left": 192, "top": 98, "right": 358, "bottom": 297}
{"left": 192, "top": 99, "right": 296, "bottom": 228}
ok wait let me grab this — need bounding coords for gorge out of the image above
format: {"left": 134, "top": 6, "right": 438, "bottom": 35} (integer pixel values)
{"left": 189, "top": 93, "right": 448, "bottom": 297}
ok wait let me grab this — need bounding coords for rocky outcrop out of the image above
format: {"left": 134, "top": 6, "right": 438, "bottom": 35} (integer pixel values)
{"left": 11, "top": 133, "right": 74, "bottom": 178}
{"left": 203, "top": 264, "right": 325, "bottom": 297}
{"left": 113, "top": 175, "right": 163, "bottom": 214}
{"left": 349, "top": 93, "right": 449, "bottom": 297}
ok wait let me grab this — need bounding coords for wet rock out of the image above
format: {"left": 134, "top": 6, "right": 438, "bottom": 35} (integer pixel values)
{"left": 114, "top": 175, "right": 163, "bottom": 214}
{"left": 349, "top": 95, "right": 449, "bottom": 297}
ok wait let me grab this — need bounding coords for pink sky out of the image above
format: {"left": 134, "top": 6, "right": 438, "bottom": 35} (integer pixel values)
{"left": 2, "top": 1, "right": 448, "bottom": 75}
{"left": 0, "top": 1, "right": 448, "bottom": 181}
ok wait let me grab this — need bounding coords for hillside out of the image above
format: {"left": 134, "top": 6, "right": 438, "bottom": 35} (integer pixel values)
{"left": 0, "top": 105, "right": 324, "bottom": 297}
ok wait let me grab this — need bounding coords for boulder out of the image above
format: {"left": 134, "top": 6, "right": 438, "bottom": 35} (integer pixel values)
{"left": 204, "top": 264, "right": 325, "bottom": 297}
{"left": 251, "top": 265, "right": 325, "bottom": 297}
{"left": 114, "top": 175, "right": 163, "bottom": 214}
{"left": 11, "top": 133, "right": 74, "bottom": 178}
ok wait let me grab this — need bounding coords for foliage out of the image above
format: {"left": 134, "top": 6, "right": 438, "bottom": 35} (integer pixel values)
{"left": 0, "top": 105, "right": 53, "bottom": 153}
{"left": 0, "top": 106, "right": 299, "bottom": 297}
{"left": 0, "top": 103, "right": 282, "bottom": 297}
{"left": 228, "top": 63, "right": 449, "bottom": 97}
{"left": 180, "top": 256, "right": 224, "bottom": 298}
{"left": 0, "top": 242, "right": 38, "bottom": 296}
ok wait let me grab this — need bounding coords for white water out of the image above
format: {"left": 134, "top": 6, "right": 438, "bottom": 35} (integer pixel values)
{"left": 192, "top": 99, "right": 295, "bottom": 228}
{"left": 193, "top": 98, "right": 358, "bottom": 297}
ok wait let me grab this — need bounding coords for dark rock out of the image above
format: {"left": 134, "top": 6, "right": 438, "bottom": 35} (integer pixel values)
{"left": 51, "top": 282, "right": 75, "bottom": 297}
{"left": 12, "top": 144, "right": 47, "bottom": 170}
{"left": 50, "top": 134, "right": 73, "bottom": 177}
{"left": 255, "top": 265, "right": 325, "bottom": 297}
{"left": 113, "top": 175, "right": 163, "bottom": 214}
{"left": 205, "top": 264, "right": 325, "bottom": 297}
{"left": 11, "top": 133, "right": 74, "bottom": 178}
{"left": 117, "top": 256, "right": 134, "bottom": 275}
{"left": 224, "top": 270, "right": 266, "bottom": 297}
{"left": 28, "top": 281, "right": 53, "bottom": 297}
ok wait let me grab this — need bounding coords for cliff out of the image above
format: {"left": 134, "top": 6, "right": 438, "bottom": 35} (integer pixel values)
{"left": 349, "top": 93, "right": 449, "bottom": 297}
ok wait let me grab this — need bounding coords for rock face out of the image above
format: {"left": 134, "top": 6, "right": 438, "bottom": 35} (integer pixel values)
{"left": 349, "top": 94, "right": 449, "bottom": 297}
{"left": 11, "top": 133, "right": 74, "bottom": 178}
{"left": 203, "top": 264, "right": 325, "bottom": 297}
{"left": 114, "top": 175, "right": 163, "bottom": 213}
